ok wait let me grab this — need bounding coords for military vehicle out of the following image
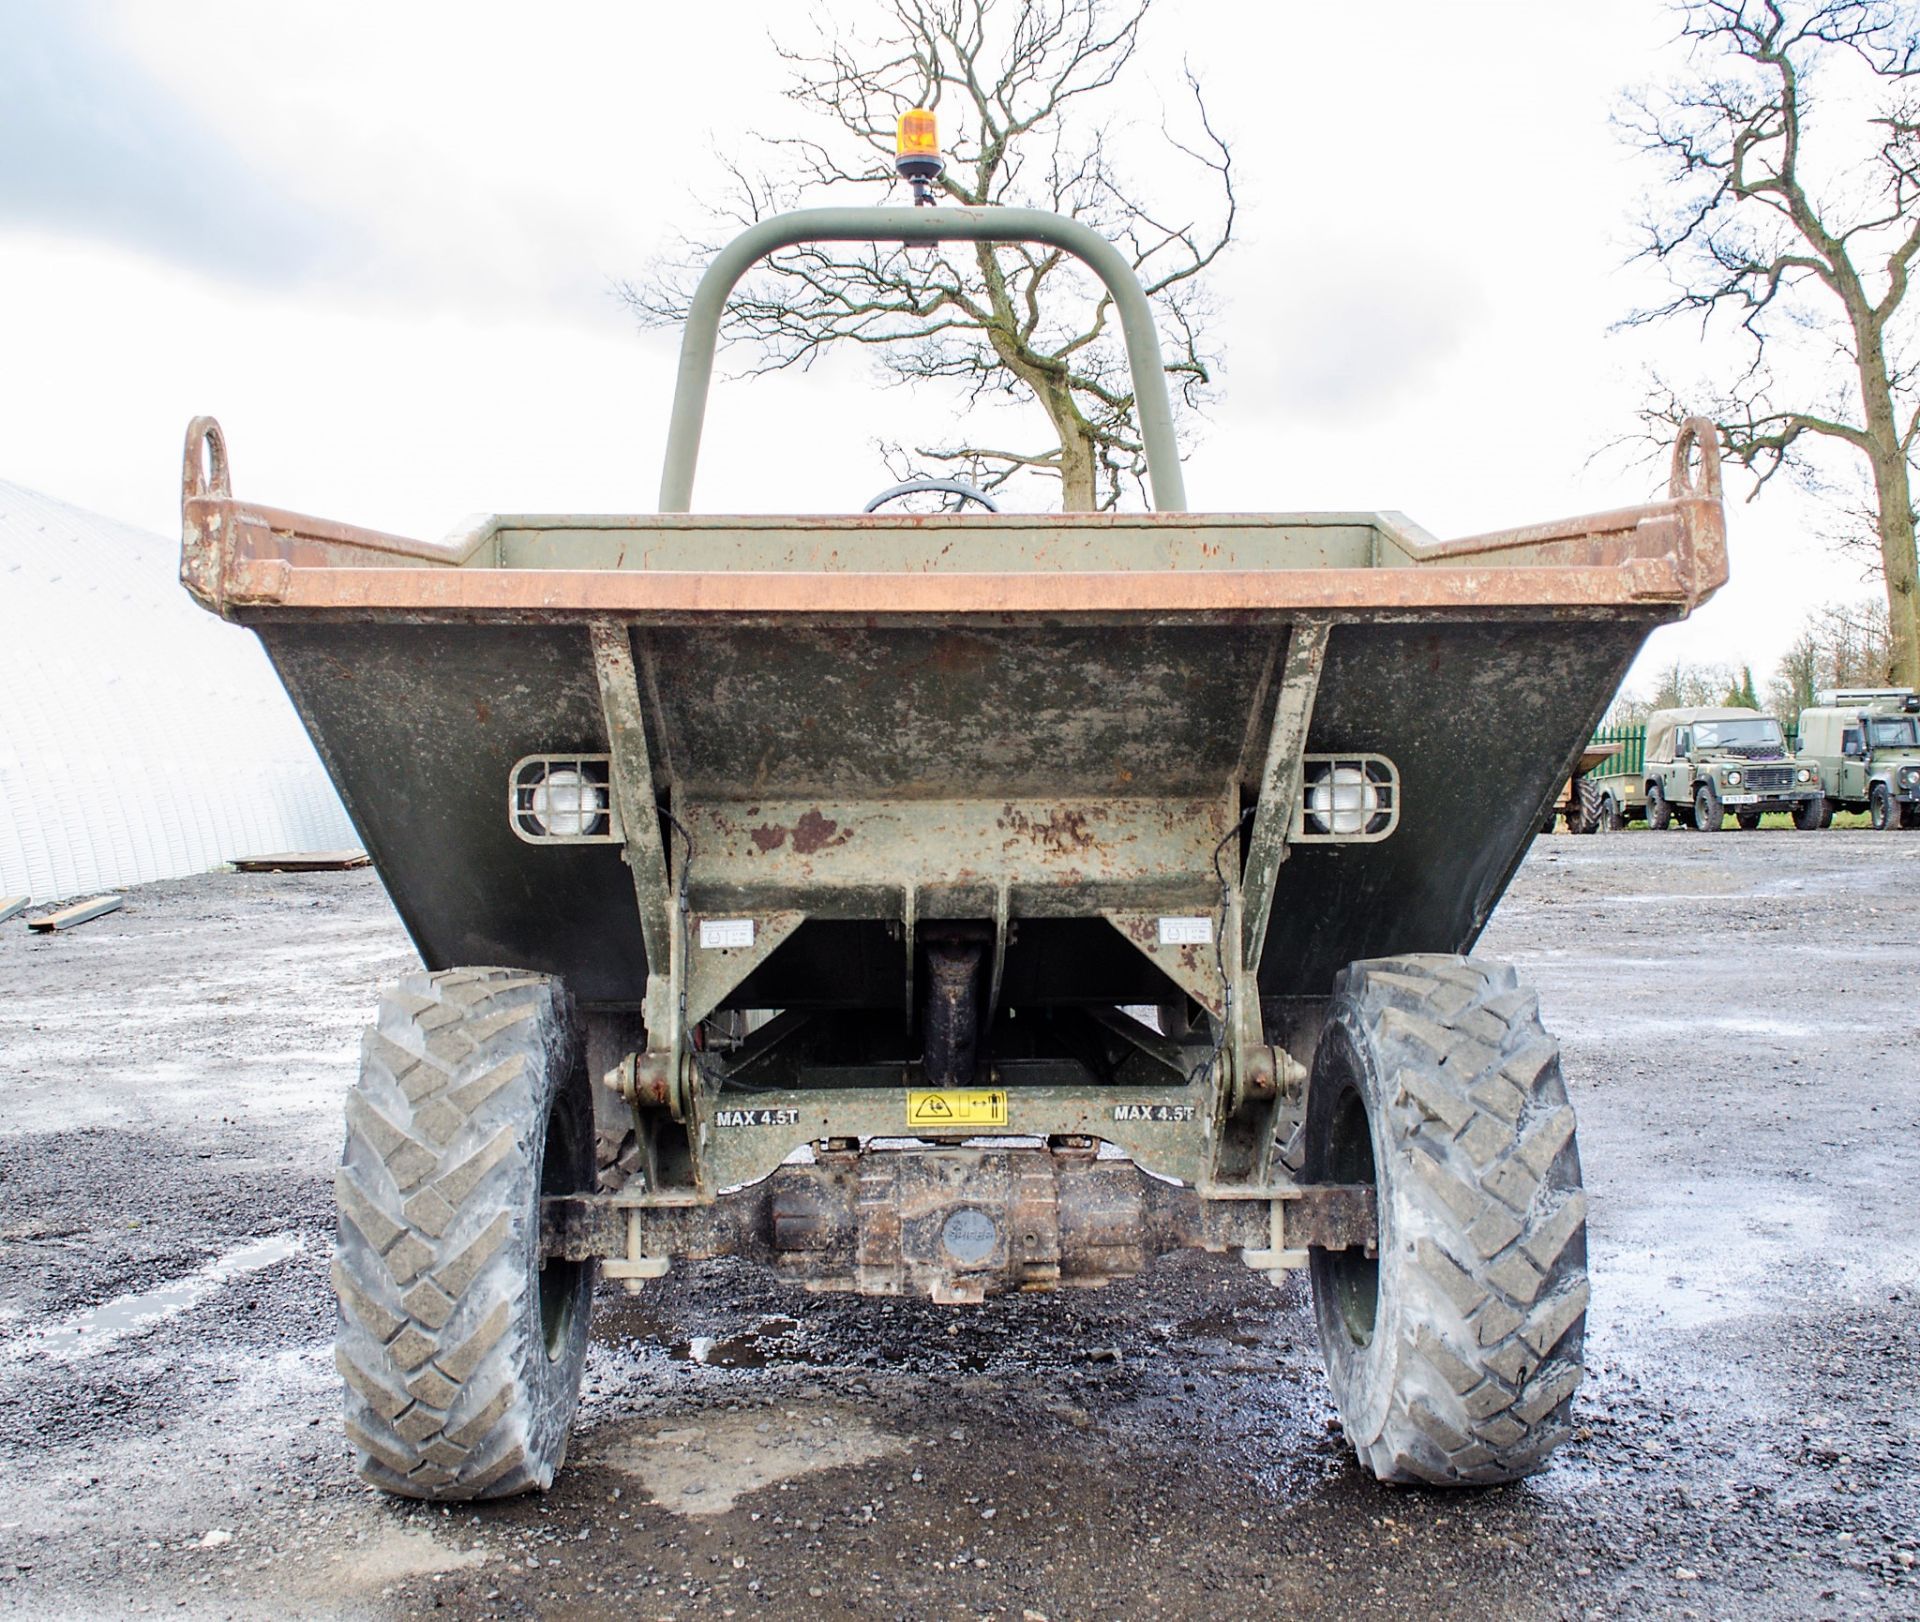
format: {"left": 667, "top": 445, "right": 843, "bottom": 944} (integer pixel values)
{"left": 1796, "top": 688, "right": 1920, "bottom": 830}
{"left": 1626, "top": 706, "right": 1820, "bottom": 831}
{"left": 179, "top": 158, "right": 1729, "bottom": 1498}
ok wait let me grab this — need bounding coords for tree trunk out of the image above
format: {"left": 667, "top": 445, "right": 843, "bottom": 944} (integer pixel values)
{"left": 1850, "top": 301, "right": 1919, "bottom": 686}
{"left": 1873, "top": 456, "right": 1920, "bottom": 685}
{"left": 1861, "top": 352, "right": 1920, "bottom": 684}
{"left": 1045, "top": 402, "right": 1098, "bottom": 512}
{"left": 1011, "top": 346, "right": 1098, "bottom": 510}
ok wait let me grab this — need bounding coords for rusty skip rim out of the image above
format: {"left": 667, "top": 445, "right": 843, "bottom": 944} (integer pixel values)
{"left": 179, "top": 415, "right": 1729, "bottom": 622}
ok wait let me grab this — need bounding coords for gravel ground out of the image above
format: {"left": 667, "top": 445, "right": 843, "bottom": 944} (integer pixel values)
{"left": 0, "top": 831, "right": 1916, "bottom": 1621}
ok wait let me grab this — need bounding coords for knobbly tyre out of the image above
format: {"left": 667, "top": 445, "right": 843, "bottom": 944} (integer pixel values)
{"left": 178, "top": 141, "right": 1729, "bottom": 1498}
{"left": 1547, "top": 741, "right": 1625, "bottom": 834}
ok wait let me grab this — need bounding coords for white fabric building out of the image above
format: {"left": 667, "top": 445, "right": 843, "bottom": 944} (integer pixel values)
{"left": 0, "top": 479, "right": 355, "bottom": 903}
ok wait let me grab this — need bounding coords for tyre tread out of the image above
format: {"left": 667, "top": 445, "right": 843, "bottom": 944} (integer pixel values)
{"left": 334, "top": 967, "right": 584, "bottom": 1501}
{"left": 1332, "top": 955, "right": 1587, "bottom": 1485}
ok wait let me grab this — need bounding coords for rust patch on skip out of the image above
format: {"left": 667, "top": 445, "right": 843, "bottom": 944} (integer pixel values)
{"left": 791, "top": 809, "right": 851, "bottom": 856}
{"left": 998, "top": 804, "right": 1101, "bottom": 855}
{"left": 750, "top": 824, "right": 788, "bottom": 853}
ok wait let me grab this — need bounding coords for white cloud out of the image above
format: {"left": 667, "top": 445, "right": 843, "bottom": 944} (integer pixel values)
{"left": 0, "top": 0, "right": 1885, "bottom": 695}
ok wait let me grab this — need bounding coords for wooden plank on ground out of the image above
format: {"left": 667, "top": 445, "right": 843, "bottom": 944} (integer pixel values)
{"left": 0, "top": 896, "right": 27, "bottom": 925}
{"left": 27, "top": 895, "right": 123, "bottom": 932}
{"left": 231, "top": 851, "right": 370, "bottom": 873}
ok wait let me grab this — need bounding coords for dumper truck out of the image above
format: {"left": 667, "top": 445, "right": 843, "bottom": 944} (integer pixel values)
{"left": 1796, "top": 688, "right": 1920, "bottom": 829}
{"left": 178, "top": 201, "right": 1728, "bottom": 1499}
{"left": 1548, "top": 741, "right": 1625, "bottom": 833}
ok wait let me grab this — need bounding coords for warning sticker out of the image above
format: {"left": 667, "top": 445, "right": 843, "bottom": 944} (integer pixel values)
{"left": 1157, "top": 915, "right": 1213, "bottom": 946}
{"left": 906, "top": 1089, "right": 1008, "bottom": 1129}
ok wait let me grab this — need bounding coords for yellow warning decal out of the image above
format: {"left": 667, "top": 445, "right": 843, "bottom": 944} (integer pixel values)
{"left": 906, "top": 1089, "right": 1007, "bottom": 1129}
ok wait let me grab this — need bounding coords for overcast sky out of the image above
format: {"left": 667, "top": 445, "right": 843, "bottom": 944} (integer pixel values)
{"left": 0, "top": 0, "right": 1881, "bottom": 697}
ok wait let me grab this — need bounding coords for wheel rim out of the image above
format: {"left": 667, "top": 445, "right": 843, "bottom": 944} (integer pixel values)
{"left": 1322, "top": 1084, "right": 1379, "bottom": 1346}
{"left": 537, "top": 1090, "right": 587, "bottom": 1362}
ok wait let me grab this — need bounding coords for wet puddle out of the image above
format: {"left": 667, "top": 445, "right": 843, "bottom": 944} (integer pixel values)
{"left": 1175, "top": 1307, "right": 1263, "bottom": 1348}
{"left": 612, "top": 1312, "right": 816, "bottom": 1368}
{"left": 602, "top": 1308, "right": 1033, "bottom": 1375}
{"left": 590, "top": 1402, "right": 905, "bottom": 1515}
{"left": 16, "top": 1233, "right": 305, "bottom": 1361}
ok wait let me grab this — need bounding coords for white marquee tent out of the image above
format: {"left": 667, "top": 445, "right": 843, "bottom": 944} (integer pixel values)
{"left": 0, "top": 479, "right": 355, "bottom": 903}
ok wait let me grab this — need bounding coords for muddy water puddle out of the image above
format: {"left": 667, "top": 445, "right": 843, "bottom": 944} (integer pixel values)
{"left": 11, "top": 1233, "right": 305, "bottom": 1361}
{"left": 606, "top": 1311, "right": 818, "bottom": 1369}
{"left": 587, "top": 1401, "right": 906, "bottom": 1515}
{"left": 1172, "top": 1306, "right": 1264, "bottom": 1347}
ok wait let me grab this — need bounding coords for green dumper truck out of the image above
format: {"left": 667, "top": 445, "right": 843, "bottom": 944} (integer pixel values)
{"left": 179, "top": 201, "right": 1729, "bottom": 1498}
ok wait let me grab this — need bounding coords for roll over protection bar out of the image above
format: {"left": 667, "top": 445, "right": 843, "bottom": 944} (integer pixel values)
{"left": 656, "top": 206, "right": 1188, "bottom": 515}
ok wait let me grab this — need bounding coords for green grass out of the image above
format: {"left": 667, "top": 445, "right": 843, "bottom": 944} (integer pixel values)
{"left": 1557, "top": 808, "right": 1873, "bottom": 832}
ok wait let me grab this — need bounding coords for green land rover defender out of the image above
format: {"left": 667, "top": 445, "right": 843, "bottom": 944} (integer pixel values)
{"left": 1795, "top": 688, "right": 1920, "bottom": 830}
{"left": 1638, "top": 705, "right": 1821, "bottom": 831}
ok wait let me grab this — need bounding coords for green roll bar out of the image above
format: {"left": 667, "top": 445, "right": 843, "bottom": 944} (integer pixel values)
{"left": 657, "top": 206, "right": 1188, "bottom": 515}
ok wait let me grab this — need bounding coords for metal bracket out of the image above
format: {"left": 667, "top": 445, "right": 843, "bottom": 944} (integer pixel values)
{"left": 589, "top": 620, "right": 675, "bottom": 978}
{"left": 1238, "top": 1186, "right": 1377, "bottom": 1279}
{"left": 1084, "top": 1005, "right": 1203, "bottom": 1082}
{"left": 984, "top": 883, "right": 1011, "bottom": 1030}
{"left": 685, "top": 910, "right": 805, "bottom": 1027}
{"left": 1242, "top": 620, "right": 1330, "bottom": 974}
{"left": 1099, "top": 908, "right": 1229, "bottom": 1018}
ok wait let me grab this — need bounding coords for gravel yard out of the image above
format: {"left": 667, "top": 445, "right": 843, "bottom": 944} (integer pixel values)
{"left": 0, "top": 830, "right": 1916, "bottom": 1620}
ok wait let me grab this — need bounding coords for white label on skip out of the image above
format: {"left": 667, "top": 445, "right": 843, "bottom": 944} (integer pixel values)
{"left": 1157, "top": 915, "right": 1213, "bottom": 946}
{"left": 699, "top": 918, "right": 756, "bottom": 950}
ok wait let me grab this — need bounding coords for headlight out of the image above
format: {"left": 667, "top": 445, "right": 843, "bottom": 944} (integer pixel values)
{"left": 1306, "top": 765, "right": 1381, "bottom": 836}
{"left": 1725, "top": 769, "right": 1742, "bottom": 786}
{"left": 529, "top": 768, "right": 608, "bottom": 837}
{"left": 1797, "top": 767, "right": 1814, "bottom": 783}
{"left": 509, "top": 754, "right": 619, "bottom": 844}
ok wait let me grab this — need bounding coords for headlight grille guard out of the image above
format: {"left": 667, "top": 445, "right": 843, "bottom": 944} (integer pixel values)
{"left": 1291, "top": 754, "right": 1400, "bottom": 844}
{"left": 509, "top": 754, "right": 622, "bottom": 844}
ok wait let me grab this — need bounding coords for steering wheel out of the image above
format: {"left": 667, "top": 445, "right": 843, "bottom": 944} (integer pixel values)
{"left": 863, "top": 478, "right": 999, "bottom": 514}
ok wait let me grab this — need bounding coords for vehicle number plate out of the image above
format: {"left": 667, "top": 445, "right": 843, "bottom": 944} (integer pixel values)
{"left": 1722, "top": 793, "right": 1759, "bottom": 805}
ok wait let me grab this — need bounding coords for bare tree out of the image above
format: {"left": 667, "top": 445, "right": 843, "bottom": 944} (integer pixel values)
{"left": 622, "top": 0, "right": 1234, "bottom": 512}
{"left": 1651, "top": 657, "right": 1741, "bottom": 709}
{"left": 1767, "top": 596, "right": 1897, "bottom": 712}
{"left": 1621, "top": 1, "right": 1920, "bottom": 680}
{"left": 1605, "top": 658, "right": 1740, "bottom": 725}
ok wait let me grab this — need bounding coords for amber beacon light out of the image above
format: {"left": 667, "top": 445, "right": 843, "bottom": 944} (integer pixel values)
{"left": 895, "top": 107, "right": 944, "bottom": 204}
